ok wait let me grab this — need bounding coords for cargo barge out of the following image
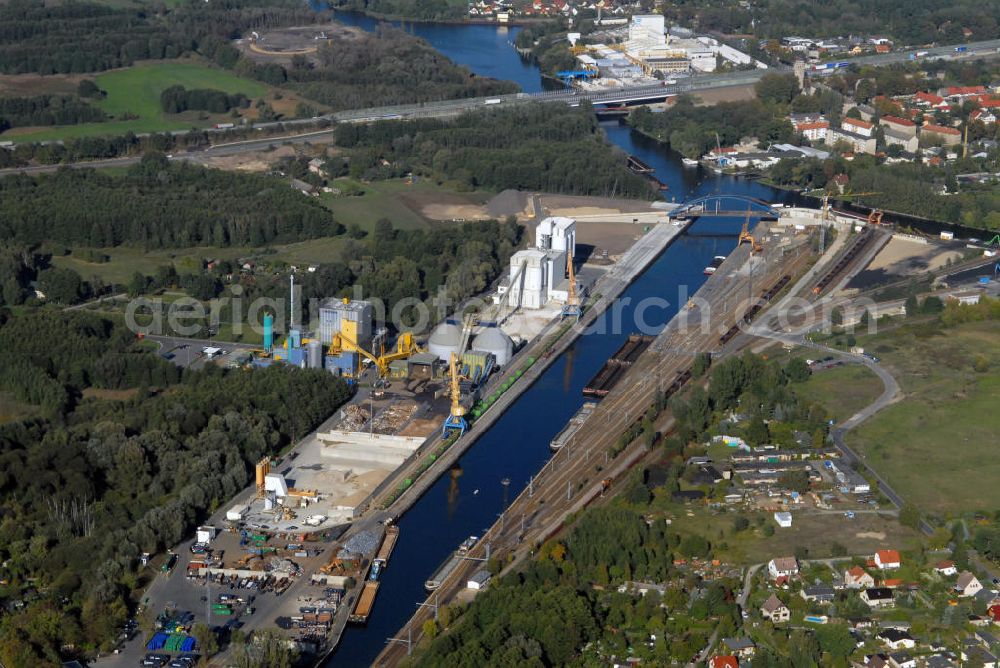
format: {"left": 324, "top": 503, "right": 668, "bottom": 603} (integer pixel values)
{"left": 550, "top": 402, "right": 597, "bottom": 451}
{"left": 373, "top": 525, "right": 399, "bottom": 568}
{"left": 583, "top": 334, "right": 654, "bottom": 398}
{"left": 349, "top": 581, "right": 380, "bottom": 624}
{"left": 424, "top": 536, "right": 478, "bottom": 591}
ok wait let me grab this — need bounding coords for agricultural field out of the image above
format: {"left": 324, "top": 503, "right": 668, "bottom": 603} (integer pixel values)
{"left": 4, "top": 61, "right": 299, "bottom": 141}
{"left": 846, "top": 318, "right": 1000, "bottom": 516}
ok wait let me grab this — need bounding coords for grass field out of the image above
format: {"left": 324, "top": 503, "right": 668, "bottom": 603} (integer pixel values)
{"left": 0, "top": 392, "right": 38, "bottom": 425}
{"left": 321, "top": 179, "right": 492, "bottom": 231}
{"left": 846, "top": 319, "right": 1000, "bottom": 516}
{"left": 663, "top": 506, "right": 922, "bottom": 564}
{"left": 796, "top": 364, "right": 884, "bottom": 424}
{"left": 6, "top": 61, "right": 274, "bottom": 142}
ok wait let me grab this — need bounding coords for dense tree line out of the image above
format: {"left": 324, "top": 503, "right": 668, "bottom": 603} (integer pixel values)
{"left": 335, "top": 104, "right": 655, "bottom": 198}
{"left": 0, "top": 310, "right": 352, "bottom": 666}
{"left": 159, "top": 85, "right": 249, "bottom": 114}
{"left": 0, "top": 0, "right": 321, "bottom": 75}
{"left": 277, "top": 27, "right": 517, "bottom": 111}
{"left": 661, "top": 0, "right": 1000, "bottom": 45}
{"left": 0, "top": 153, "right": 340, "bottom": 248}
{"left": 629, "top": 95, "right": 796, "bottom": 160}
{"left": 326, "top": 0, "right": 466, "bottom": 21}
{"left": 0, "top": 95, "right": 107, "bottom": 131}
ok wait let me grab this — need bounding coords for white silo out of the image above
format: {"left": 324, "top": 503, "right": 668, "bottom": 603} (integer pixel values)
{"left": 427, "top": 321, "right": 462, "bottom": 362}
{"left": 472, "top": 327, "right": 513, "bottom": 367}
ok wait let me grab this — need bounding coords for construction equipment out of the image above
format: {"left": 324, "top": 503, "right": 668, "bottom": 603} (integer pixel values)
{"left": 867, "top": 209, "right": 884, "bottom": 226}
{"left": 331, "top": 330, "right": 421, "bottom": 379}
{"left": 561, "top": 247, "right": 582, "bottom": 319}
{"left": 441, "top": 352, "right": 467, "bottom": 439}
{"left": 738, "top": 211, "right": 764, "bottom": 254}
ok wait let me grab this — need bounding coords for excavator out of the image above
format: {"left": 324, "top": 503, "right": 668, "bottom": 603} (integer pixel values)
{"left": 738, "top": 211, "right": 764, "bottom": 254}
{"left": 441, "top": 352, "right": 467, "bottom": 439}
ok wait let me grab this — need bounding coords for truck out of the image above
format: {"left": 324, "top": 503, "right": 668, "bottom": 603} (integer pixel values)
{"left": 483, "top": 98, "right": 502, "bottom": 105}
{"left": 955, "top": 46, "right": 968, "bottom": 53}
{"left": 162, "top": 553, "right": 177, "bottom": 574}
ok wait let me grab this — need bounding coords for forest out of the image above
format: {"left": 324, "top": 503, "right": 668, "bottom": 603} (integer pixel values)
{"left": 159, "top": 85, "right": 250, "bottom": 114}
{"left": 0, "top": 310, "right": 352, "bottom": 666}
{"left": 325, "top": 0, "right": 466, "bottom": 21}
{"left": 661, "top": 0, "right": 1000, "bottom": 45}
{"left": 0, "top": 0, "right": 320, "bottom": 75}
{"left": 334, "top": 104, "right": 655, "bottom": 198}
{"left": 277, "top": 27, "right": 517, "bottom": 111}
{"left": 0, "top": 95, "right": 107, "bottom": 131}
{"left": 0, "top": 153, "right": 339, "bottom": 248}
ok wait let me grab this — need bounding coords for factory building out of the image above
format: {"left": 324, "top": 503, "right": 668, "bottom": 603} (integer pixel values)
{"left": 318, "top": 298, "right": 373, "bottom": 350}
{"left": 497, "top": 216, "right": 578, "bottom": 311}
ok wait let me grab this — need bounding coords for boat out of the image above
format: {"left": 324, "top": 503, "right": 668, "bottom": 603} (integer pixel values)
{"left": 425, "top": 535, "right": 478, "bottom": 591}
{"left": 372, "top": 525, "right": 398, "bottom": 569}
{"left": 550, "top": 402, "right": 597, "bottom": 451}
{"left": 348, "top": 581, "right": 380, "bottom": 624}
{"left": 681, "top": 157, "right": 699, "bottom": 168}
{"left": 583, "top": 334, "right": 654, "bottom": 398}
{"left": 703, "top": 255, "right": 726, "bottom": 275}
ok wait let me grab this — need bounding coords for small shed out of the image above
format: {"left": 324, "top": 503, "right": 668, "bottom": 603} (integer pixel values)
{"left": 467, "top": 570, "right": 491, "bottom": 591}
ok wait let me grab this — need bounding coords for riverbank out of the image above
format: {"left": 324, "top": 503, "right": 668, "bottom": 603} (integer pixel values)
{"left": 315, "top": 215, "right": 687, "bottom": 665}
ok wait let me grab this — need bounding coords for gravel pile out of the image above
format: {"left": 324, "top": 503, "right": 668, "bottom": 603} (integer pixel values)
{"left": 343, "top": 529, "right": 380, "bottom": 556}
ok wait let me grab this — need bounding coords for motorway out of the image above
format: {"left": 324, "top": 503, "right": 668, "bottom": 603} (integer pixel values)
{"left": 372, "top": 220, "right": 814, "bottom": 666}
{"left": 5, "top": 36, "right": 1000, "bottom": 178}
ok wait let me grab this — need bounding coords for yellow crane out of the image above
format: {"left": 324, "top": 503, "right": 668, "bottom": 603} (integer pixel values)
{"left": 561, "top": 247, "right": 582, "bottom": 319}
{"left": 331, "top": 330, "right": 421, "bottom": 379}
{"left": 738, "top": 210, "right": 764, "bottom": 254}
{"left": 441, "top": 352, "right": 467, "bottom": 438}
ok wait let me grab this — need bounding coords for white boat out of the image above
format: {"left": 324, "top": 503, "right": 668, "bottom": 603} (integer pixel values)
{"left": 681, "top": 157, "right": 699, "bottom": 168}
{"left": 703, "top": 255, "right": 726, "bottom": 275}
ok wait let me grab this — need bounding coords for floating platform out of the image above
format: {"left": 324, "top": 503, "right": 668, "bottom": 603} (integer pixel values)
{"left": 583, "top": 334, "right": 654, "bottom": 398}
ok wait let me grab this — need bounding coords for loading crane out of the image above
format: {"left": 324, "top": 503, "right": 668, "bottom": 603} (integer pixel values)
{"left": 441, "top": 352, "right": 467, "bottom": 439}
{"left": 561, "top": 247, "right": 582, "bottom": 319}
{"left": 331, "top": 331, "right": 421, "bottom": 379}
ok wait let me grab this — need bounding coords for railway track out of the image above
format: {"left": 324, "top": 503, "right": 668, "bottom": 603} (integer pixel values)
{"left": 374, "top": 224, "right": 813, "bottom": 666}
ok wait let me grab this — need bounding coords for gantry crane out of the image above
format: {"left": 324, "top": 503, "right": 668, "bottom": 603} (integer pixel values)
{"left": 561, "top": 247, "right": 582, "bottom": 319}
{"left": 441, "top": 352, "right": 467, "bottom": 438}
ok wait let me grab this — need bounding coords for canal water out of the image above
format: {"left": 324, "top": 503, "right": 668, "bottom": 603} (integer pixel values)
{"left": 317, "top": 14, "right": 783, "bottom": 667}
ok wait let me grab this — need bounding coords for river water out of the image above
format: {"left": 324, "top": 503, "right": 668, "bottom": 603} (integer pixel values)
{"left": 316, "top": 13, "right": 794, "bottom": 668}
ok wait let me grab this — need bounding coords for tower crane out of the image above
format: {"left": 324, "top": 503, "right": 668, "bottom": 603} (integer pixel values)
{"left": 441, "top": 352, "right": 467, "bottom": 438}
{"left": 561, "top": 247, "right": 582, "bottom": 319}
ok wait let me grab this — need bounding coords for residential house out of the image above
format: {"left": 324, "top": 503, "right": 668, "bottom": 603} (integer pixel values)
{"left": 874, "top": 549, "right": 901, "bottom": 570}
{"left": 941, "top": 85, "right": 987, "bottom": 101}
{"left": 876, "top": 628, "right": 915, "bottom": 650}
{"left": 961, "top": 643, "right": 998, "bottom": 668}
{"left": 768, "top": 556, "right": 799, "bottom": 580}
{"left": 797, "top": 120, "right": 830, "bottom": 142}
{"left": 921, "top": 123, "right": 962, "bottom": 147}
{"left": 956, "top": 571, "right": 984, "bottom": 597}
{"left": 883, "top": 128, "right": 919, "bottom": 153}
{"left": 987, "top": 603, "right": 1000, "bottom": 622}
{"left": 888, "top": 652, "right": 916, "bottom": 668}
{"left": 880, "top": 115, "right": 918, "bottom": 137}
{"left": 801, "top": 585, "right": 836, "bottom": 604}
{"left": 710, "top": 657, "right": 740, "bottom": 668}
{"left": 828, "top": 126, "right": 877, "bottom": 155}
{"left": 922, "top": 654, "right": 958, "bottom": 668}
{"left": 845, "top": 566, "right": 876, "bottom": 589}
{"left": 831, "top": 173, "right": 850, "bottom": 193}
{"left": 914, "top": 91, "right": 950, "bottom": 110}
{"left": 722, "top": 637, "right": 756, "bottom": 659}
{"left": 861, "top": 587, "right": 895, "bottom": 608}
{"left": 774, "top": 511, "right": 793, "bottom": 528}
{"left": 882, "top": 578, "right": 904, "bottom": 589}
{"left": 843, "top": 117, "right": 875, "bottom": 137}
{"left": 935, "top": 560, "right": 958, "bottom": 576}
{"left": 972, "top": 108, "right": 997, "bottom": 124}
{"left": 761, "top": 594, "right": 790, "bottom": 622}
{"left": 862, "top": 653, "right": 890, "bottom": 668}
{"left": 307, "top": 158, "right": 326, "bottom": 175}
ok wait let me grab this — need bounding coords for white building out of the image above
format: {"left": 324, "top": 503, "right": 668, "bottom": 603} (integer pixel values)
{"left": 628, "top": 15, "right": 666, "bottom": 52}
{"left": 498, "top": 217, "right": 577, "bottom": 310}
